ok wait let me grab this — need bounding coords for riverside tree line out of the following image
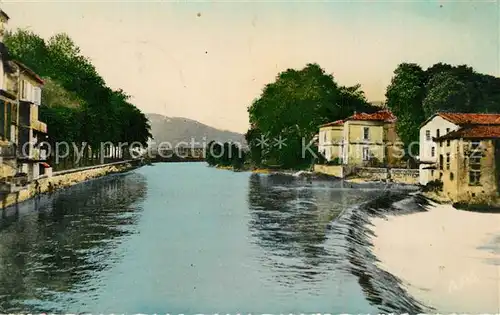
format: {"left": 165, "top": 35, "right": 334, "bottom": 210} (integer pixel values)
{"left": 5, "top": 29, "right": 152, "bottom": 170}
{"left": 207, "top": 62, "right": 500, "bottom": 170}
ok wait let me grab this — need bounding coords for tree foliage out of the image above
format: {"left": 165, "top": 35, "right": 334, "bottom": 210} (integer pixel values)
{"left": 206, "top": 141, "right": 246, "bottom": 169}
{"left": 386, "top": 62, "right": 500, "bottom": 155}
{"left": 385, "top": 63, "right": 427, "bottom": 152}
{"left": 246, "top": 63, "right": 376, "bottom": 169}
{"left": 4, "top": 29, "right": 152, "bottom": 164}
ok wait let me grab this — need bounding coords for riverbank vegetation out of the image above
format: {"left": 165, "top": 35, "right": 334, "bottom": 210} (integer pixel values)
{"left": 245, "top": 63, "right": 378, "bottom": 170}
{"left": 5, "top": 30, "right": 152, "bottom": 170}
{"left": 205, "top": 141, "right": 246, "bottom": 169}
{"left": 386, "top": 62, "right": 500, "bottom": 153}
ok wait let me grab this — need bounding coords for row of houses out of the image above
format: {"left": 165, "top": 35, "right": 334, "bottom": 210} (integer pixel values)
{"left": 0, "top": 9, "right": 50, "bottom": 193}
{"left": 318, "top": 109, "right": 500, "bottom": 205}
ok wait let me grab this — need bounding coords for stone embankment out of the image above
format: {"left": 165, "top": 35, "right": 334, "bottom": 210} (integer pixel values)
{"left": 0, "top": 160, "right": 139, "bottom": 209}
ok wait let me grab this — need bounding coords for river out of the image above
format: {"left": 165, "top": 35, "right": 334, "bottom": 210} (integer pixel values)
{"left": 0, "top": 162, "right": 428, "bottom": 313}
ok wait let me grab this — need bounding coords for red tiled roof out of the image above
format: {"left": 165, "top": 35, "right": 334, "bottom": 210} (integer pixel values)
{"left": 436, "top": 125, "right": 500, "bottom": 141}
{"left": 438, "top": 112, "right": 500, "bottom": 125}
{"left": 346, "top": 109, "right": 396, "bottom": 122}
{"left": 319, "top": 120, "right": 344, "bottom": 128}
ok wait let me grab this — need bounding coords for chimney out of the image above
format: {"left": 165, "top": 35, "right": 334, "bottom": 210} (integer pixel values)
{"left": 0, "top": 9, "right": 9, "bottom": 43}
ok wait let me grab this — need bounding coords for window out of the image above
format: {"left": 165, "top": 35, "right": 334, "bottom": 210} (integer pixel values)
{"left": 471, "top": 141, "right": 481, "bottom": 151}
{"left": 446, "top": 140, "right": 450, "bottom": 147}
{"left": 5, "top": 103, "right": 11, "bottom": 141}
{"left": 439, "top": 154, "right": 443, "bottom": 170}
{"left": 363, "top": 127, "right": 369, "bottom": 140}
{"left": 469, "top": 171, "right": 481, "bottom": 186}
{"left": 470, "top": 141, "right": 482, "bottom": 158}
{"left": 450, "top": 172, "right": 454, "bottom": 181}
{"left": 362, "top": 147, "right": 370, "bottom": 161}
{"left": 21, "top": 80, "right": 29, "bottom": 99}
{"left": 323, "top": 132, "right": 326, "bottom": 143}
{"left": 425, "top": 130, "right": 430, "bottom": 141}
{"left": 0, "top": 100, "right": 4, "bottom": 139}
{"left": 436, "top": 129, "right": 440, "bottom": 138}
{"left": 431, "top": 146, "right": 435, "bottom": 157}
{"left": 431, "top": 170, "right": 434, "bottom": 177}
{"left": 469, "top": 149, "right": 481, "bottom": 186}
{"left": 446, "top": 128, "right": 450, "bottom": 134}
{"left": 33, "top": 87, "right": 41, "bottom": 105}
{"left": 446, "top": 153, "right": 450, "bottom": 170}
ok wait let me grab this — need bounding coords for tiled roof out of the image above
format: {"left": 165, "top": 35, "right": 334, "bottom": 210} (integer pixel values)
{"left": 436, "top": 125, "right": 500, "bottom": 140}
{"left": 347, "top": 109, "right": 396, "bottom": 122}
{"left": 438, "top": 112, "right": 500, "bottom": 125}
{"left": 319, "top": 120, "right": 344, "bottom": 128}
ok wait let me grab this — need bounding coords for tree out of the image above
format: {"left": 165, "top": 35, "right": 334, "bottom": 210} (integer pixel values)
{"left": 423, "top": 72, "right": 470, "bottom": 117}
{"left": 385, "top": 63, "right": 427, "bottom": 154}
{"left": 5, "top": 29, "right": 152, "bottom": 167}
{"left": 247, "top": 63, "right": 369, "bottom": 169}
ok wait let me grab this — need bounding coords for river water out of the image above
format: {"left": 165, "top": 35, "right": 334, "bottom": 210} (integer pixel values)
{"left": 0, "top": 163, "right": 428, "bottom": 313}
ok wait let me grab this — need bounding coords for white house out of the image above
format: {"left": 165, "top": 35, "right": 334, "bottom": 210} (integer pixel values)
{"left": 419, "top": 112, "right": 500, "bottom": 185}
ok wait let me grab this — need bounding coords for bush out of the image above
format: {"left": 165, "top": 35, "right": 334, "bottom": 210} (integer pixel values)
{"left": 423, "top": 179, "right": 443, "bottom": 192}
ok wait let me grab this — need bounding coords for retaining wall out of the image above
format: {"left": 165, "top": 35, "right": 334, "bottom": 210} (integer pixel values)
{"left": 0, "top": 160, "right": 138, "bottom": 209}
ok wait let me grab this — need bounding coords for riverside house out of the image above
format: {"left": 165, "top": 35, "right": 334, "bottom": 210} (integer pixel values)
{"left": 418, "top": 112, "right": 500, "bottom": 185}
{"left": 318, "top": 109, "right": 403, "bottom": 167}
{"left": 0, "top": 8, "right": 50, "bottom": 192}
{"left": 433, "top": 124, "right": 500, "bottom": 205}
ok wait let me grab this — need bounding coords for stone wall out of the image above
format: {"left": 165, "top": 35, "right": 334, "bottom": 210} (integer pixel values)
{"left": 313, "top": 164, "right": 344, "bottom": 177}
{"left": 389, "top": 168, "right": 419, "bottom": 185}
{"left": 0, "top": 160, "right": 138, "bottom": 209}
{"left": 356, "top": 167, "right": 389, "bottom": 181}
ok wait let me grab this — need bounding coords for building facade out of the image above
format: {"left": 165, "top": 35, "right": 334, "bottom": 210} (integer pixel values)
{"left": 318, "top": 109, "right": 403, "bottom": 167}
{"left": 434, "top": 125, "right": 500, "bottom": 205}
{"left": 16, "top": 60, "right": 48, "bottom": 181}
{"left": 318, "top": 120, "right": 343, "bottom": 162}
{"left": 419, "top": 112, "right": 500, "bottom": 185}
{"left": 0, "top": 8, "right": 49, "bottom": 192}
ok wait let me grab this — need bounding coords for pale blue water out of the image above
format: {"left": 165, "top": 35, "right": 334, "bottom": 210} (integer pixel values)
{"left": 0, "top": 162, "right": 424, "bottom": 313}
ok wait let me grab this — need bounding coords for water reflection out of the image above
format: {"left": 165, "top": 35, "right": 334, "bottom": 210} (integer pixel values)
{"left": 247, "top": 173, "right": 429, "bottom": 312}
{"left": 247, "top": 173, "right": 380, "bottom": 289}
{"left": 0, "top": 173, "right": 147, "bottom": 313}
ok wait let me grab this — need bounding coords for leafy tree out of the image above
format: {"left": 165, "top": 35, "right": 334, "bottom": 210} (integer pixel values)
{"left": 247, "top": 63, "right": 370, "bottom": 169}
{"left": 385, "top": 63, "right": 426, "bottom": 153}
{"left": 4, "top": 29, "right": 152, "bottom": 167}
{"left": 422, "top": 72, "right": 470, "bottom": 117}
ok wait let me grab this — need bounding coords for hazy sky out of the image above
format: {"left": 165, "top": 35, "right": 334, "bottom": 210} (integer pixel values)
{"left": 2, "top": 0, "right": 499, "bottom": 133}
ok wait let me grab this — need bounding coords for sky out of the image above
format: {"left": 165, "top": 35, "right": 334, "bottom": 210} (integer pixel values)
{"left": 1, "top": 0, "right": 499, "bottom": 133}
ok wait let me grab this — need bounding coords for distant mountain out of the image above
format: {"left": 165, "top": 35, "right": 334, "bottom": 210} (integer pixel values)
{"left": 146, "top": 113, "right": 246, "bottom": 148}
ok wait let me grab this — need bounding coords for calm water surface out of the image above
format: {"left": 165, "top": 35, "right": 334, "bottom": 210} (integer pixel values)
{"left": 0, "top": 163, "right": 424, "bottom": 313}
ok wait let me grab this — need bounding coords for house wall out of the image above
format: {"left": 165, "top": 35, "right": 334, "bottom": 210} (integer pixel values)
{"left": 438, "top": 139, "right": 499, "bottom": 205}
{"left": 20, "top": 76, "right": 42, "bottom": 105}
{"left": 344, "top": 120, "right": 385, "bottom": 166}
{"left": 318, "top": 125, "right": 343, "bottom": 161}
{"left": 419, "top": 116, "right": 458, "bottom": 185}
